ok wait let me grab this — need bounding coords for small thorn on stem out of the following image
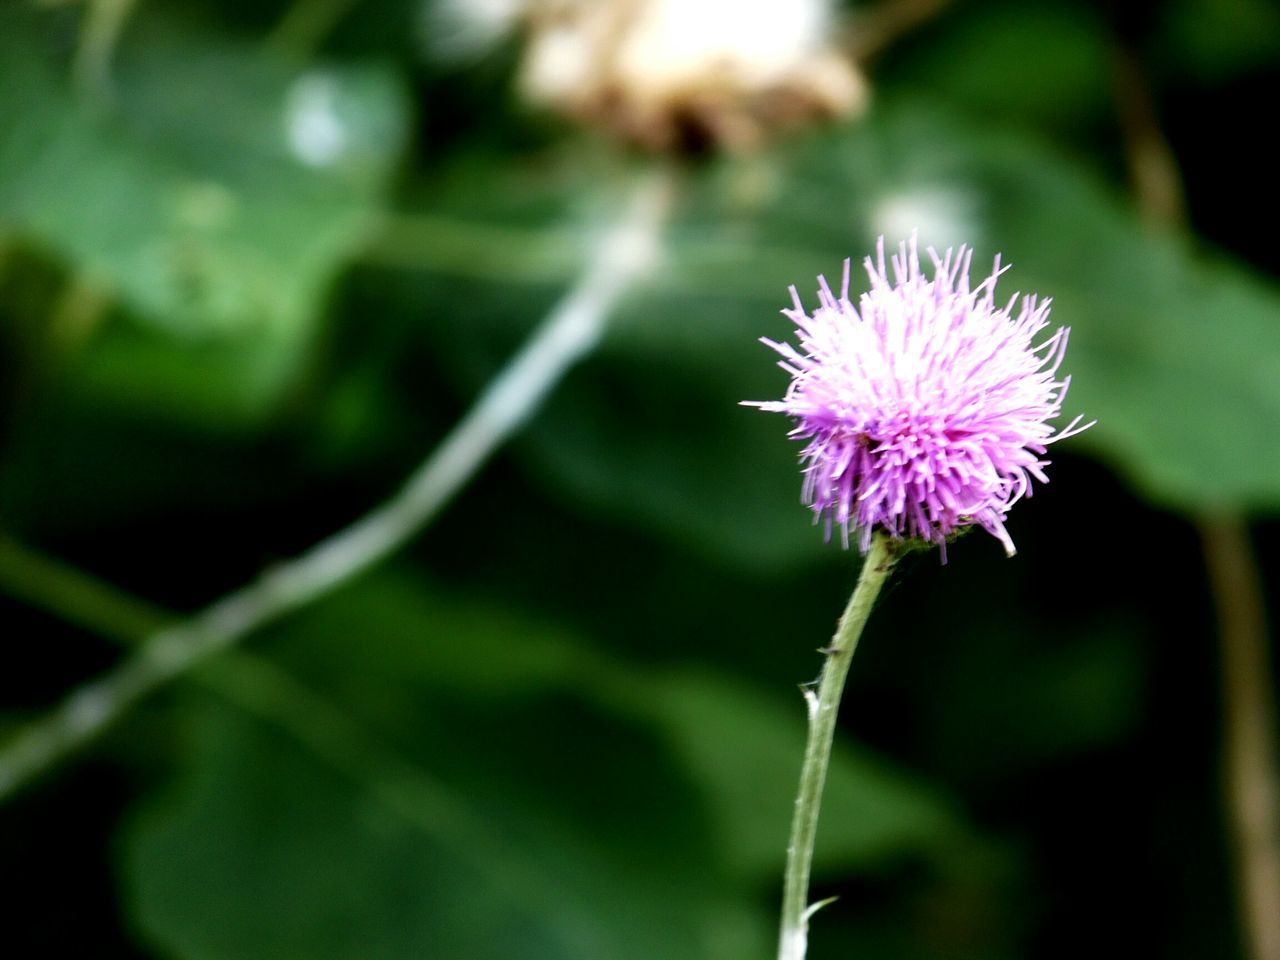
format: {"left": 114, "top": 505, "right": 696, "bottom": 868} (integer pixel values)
{"left": 802, "top": 895, "right": 840, "bottom": 923}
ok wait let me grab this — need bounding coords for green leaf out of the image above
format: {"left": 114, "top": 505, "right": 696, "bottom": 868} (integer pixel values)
{"left": 121, "top": 573, "right": 967, "bottom": 959}
{"left": 267, "top": 574, "right": 968, "bottom": 876}
{"left": 0, "top": 8, "right": 408, "bottom": 425}
{"left": 126, "top": 704, "right": 588, "bottom": 960}
{"left": 121, "top": 581, "right": 748, "bottom": 960}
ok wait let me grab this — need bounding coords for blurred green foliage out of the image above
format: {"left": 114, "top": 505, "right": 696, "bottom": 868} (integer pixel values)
{"left": 1, "top": 1, "right": 1276, "bottom": 958}
{"left": 1, "top": 6, "right": 406, "bottom": 426}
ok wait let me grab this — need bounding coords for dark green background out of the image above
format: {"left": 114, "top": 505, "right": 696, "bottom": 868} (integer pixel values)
{"left": 2, "top": 0, "right": 1278, "bottom": 957}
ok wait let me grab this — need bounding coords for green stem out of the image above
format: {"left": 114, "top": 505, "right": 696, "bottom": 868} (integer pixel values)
{"left": 0, "top": 536, "right": 168, "bottom": 643}
{"left": 265, "top": 0, "right": 358, "bottom": 60}
{"left": 779, "top": 532, "right": 897, "bottom": 960}
{"left": 72, "top": 0, "right": 138, "bottom": 104}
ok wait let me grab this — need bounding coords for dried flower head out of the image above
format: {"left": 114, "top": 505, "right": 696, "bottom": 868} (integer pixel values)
{"left": 747, "top": 237, "right": 1091, "bottom": 557}
{"left": 517, "top": 0, "right": 866, "bottom": 151}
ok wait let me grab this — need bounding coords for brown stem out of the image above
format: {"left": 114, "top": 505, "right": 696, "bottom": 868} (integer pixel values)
{"left": 1111, "top": 46, "right": 1186, "bottom": 228}
{"left": 847, "top": 0, "right": 955, "bottom": 63}
{"left": 1112, "top": 43, "right": 1280, "bottom": 960}
{"left": 1200, "top": 516, "right": 1280, "bottom": 960}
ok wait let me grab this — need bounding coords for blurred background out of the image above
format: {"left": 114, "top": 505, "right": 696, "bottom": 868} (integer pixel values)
{"left": 2, "top": 0, "right": 1279, "bottom": 957}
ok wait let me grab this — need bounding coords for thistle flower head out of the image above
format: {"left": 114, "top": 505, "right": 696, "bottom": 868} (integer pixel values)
{"left": 747, "top": 237, "right": 1091, "bottom": 558}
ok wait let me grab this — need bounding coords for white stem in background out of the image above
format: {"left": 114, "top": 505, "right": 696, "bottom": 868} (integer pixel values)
{"left": 0, "top": 168, "right": 675, "bottom": 801}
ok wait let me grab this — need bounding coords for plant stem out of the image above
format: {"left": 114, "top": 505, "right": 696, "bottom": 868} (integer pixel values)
{"left": 0, "top": 168, "right": 675, "bottom": 801}
{"left": 1112, "top": 46, "right": 1280, "bottom": 960}
{"left": 0, "top": 535, "right": 608, "bottom": 956}
{"left": 266, "top": 0, "right": 357, "bottom": 60}
{"left": 72, "top": 0, "right": 137, "bottom": 103}
{"left": 779, "top": 533, "right": 897, "bottom": 960}
{"left": 1199, "top": 516, "right": 1280, "bottom": 960}
{"left": 0, "top": 535, "right": 169, "bottom": 642}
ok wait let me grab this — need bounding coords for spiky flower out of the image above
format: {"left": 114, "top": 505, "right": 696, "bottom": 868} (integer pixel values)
{"left": 747, "top": 237, "right": 1090, "bottom": 557}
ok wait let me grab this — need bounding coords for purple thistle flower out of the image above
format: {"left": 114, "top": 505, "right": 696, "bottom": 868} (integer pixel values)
{"left": 746, "top": 236, "right": 1091, "bottom": 558}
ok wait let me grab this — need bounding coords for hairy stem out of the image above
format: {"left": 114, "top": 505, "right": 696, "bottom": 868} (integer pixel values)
{"left": 779, "top": 533, "right": 897, "bottom": 960}
{"left": 0, "top": 168, "right": 674, "bottom": 801}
